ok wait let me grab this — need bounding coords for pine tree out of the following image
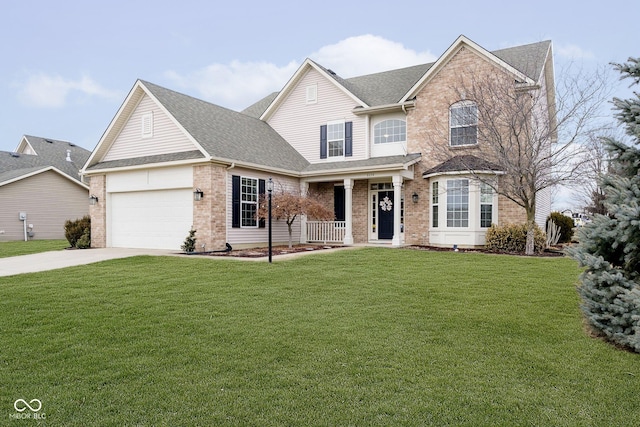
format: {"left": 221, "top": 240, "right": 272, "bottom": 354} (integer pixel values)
{"left": 181, "top": 228, "right": 197, "bottom": 253}
{"left": 567, "top": 58, "right": 640, "bottom": 352}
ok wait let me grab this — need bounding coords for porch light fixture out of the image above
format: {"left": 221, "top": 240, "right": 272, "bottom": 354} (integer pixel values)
{"left": 193, "top": 188, "right": 204, "bottom": 201}
{"left": 89, "top": 194, "right": 99, "bottom": 205}
{"left": 412, "top": 192, "right": 419, "bottom": 203}
{"left": 267, "top": 177, "right": 274, "bottom": 263}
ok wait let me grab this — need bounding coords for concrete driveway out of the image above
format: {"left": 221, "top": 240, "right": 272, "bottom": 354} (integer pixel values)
{"left": 0, "top": 248, "right": 174, "bottom": 277}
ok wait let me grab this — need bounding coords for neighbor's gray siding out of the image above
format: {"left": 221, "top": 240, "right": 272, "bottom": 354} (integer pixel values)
{"left": 0, "top": 171, "right": 89, "bottom": 241}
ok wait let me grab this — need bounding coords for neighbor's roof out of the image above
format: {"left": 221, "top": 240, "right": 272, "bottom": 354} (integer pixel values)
{"left": 0, "top": 136, "right": 90, "bottom": 186}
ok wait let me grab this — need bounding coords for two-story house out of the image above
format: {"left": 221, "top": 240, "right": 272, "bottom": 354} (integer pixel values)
{"left": 81, "top": 35, "right": 554, "bottom": 251}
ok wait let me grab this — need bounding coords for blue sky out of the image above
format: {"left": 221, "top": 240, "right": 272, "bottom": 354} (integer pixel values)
{"left": 0, "top": 0, "right": 634, "bottom": 160}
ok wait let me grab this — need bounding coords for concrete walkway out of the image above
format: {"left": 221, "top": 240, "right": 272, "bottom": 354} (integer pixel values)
{"left": 0, "top": 248, "right": 173, "bottom": 277}
{"left": 0, "top": 245, "right": 370, "bottom": 277}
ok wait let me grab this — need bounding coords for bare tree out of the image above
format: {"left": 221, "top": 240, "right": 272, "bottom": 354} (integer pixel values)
{"left": 428, "top": 62, "right": 612, "bottom": 254}
{"left": 570, "top": 127, "right": 621, "bottom": 215}
{"left": 258, "top": 187, "right": 334, "bottom": 248}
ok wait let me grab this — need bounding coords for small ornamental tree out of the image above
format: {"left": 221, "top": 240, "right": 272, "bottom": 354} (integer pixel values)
{"left": 258, "top": 189, "right": 334, "bottom": 248}
{"left": 181, "top": 228, "right": 197, "bottom": 253}
{"left": 567, "top": 58, "right": 640, "bottom": 352}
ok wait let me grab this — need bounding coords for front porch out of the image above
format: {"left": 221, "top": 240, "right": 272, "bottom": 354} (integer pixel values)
{"left": 300, "top": 176, "right": 408, "bottom": 246}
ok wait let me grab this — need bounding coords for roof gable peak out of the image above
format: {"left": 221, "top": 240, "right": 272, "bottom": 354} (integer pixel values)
{"left": 260, "top": 58, "right": 368, "bottom": 121}
{"left": 401, "top": 35, "right": 538, "bottom": 103}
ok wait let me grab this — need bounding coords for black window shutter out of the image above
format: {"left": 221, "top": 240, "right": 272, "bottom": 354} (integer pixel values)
{"left": 320, "top": 125, "right": 327, "bottom": 159}
{"left": 232, "top": 175, "right": 240, "bottom": 228}
{"left": 258, "top": 179, "right": 266, "bottom": 228}
{"left": 345, "top": 121, "right": 353, "bottom": 157}
{"left": 334, "top": 185, "right": 345, "bottom": 221}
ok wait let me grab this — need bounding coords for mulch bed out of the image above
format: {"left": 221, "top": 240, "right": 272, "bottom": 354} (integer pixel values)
{"left": 406, "top": 245, "right": 566, "bottom": 257}
{"left": 203, "top": 245, "right": 342, "bottom": 258}
{"left": 183, "top": 244, "right": 566, "bottom": 258}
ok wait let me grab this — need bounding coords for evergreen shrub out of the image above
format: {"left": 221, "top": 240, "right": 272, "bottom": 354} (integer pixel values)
{"left": 567, "top": 57, "right": 640, "bottom": 352}
{"left": 485, "top": 223, "right": 546, "bottom": 254}
{"left": 546, "top": 212, "right": 574, "bottom": 243}
{"left": 181, "top": 229, "right": 197, "bottom": 253}
{"left": 64, "top": 216, "right": 91, "bottom": 248}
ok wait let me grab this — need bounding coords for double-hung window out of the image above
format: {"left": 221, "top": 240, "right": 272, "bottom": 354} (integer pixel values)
{"left": 450, "top": 101, "right": 478, "bottom": 146}
{"left": 232, "top": 175, "right": 265, "bottom": 229}
{"left": 431, "top": 181, "right": 439, "bottom": 228}
{"left": 327, "top": 121, "right": 344, "bottom": 157}
{"left": 320, "top": 121, "right": 352, "bottom": 159}
{"left": 480, "top": 182, "right": 493, "bottom": 228}
{"left": 241, "top": 177, "right": 258, "bottom": 228}
{"left": 446, "top": 179, "right": 469, "bottom": 227}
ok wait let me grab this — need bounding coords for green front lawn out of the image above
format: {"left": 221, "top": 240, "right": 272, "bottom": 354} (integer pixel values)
{"left": 1, "top": 248, "right": 639, "bottom": 426}
{"left": 0, "top": 239, "right": 68, "bottom": 258}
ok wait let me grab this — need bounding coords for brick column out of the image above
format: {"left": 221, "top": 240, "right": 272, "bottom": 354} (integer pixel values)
{"left": 89, "top": 174, "right": 106, "bottom": 248}
{"left": 193, "top": 164, "right": 227, "bottom": 251}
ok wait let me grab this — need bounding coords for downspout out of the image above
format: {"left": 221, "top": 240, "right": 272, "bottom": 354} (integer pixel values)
{"left": 226, "top": 162, "right": 235, "bottom": 171}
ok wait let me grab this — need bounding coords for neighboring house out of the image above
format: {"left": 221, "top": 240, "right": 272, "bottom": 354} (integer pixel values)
{"left": 0, "top": 135, "right": 91, "bottom": 241}
{"left": 81, "top": 35, "right": 554, "bottom": 251}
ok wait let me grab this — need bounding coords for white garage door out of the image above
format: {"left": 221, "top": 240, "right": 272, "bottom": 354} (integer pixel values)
{"left": 110, "top": 189, "right": 193, "bottom": 250}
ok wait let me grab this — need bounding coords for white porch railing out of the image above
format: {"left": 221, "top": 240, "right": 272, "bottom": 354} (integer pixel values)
{"left": 306, "top": 221, "right": 346, "bottom": 243}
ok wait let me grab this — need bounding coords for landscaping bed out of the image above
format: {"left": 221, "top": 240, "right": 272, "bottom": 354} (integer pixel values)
{"left": 202, "top": 244, "right": 342, "bottom": 258}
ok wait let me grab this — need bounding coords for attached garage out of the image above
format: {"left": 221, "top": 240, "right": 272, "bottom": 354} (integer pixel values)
{"left": 105, "top": 166, "right": 194, "bottom": 250}
{"left": 109, "top": 189, "right": 193, "bottom": 250}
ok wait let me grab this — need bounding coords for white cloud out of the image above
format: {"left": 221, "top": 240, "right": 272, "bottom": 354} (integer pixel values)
{"left": 309, "top": 34, "right": 437, "bottom": 77}
{"left": 555, "top": 43, "right": 596, "bottom": 60}
{"left": 165, "top": 60, "right": 300, "bottom": 111}
{"left": 165, "top": 35, "right": 437, "bottom": 110}
{"left": 18, "top": 74, "right": 122, "bottom": 108}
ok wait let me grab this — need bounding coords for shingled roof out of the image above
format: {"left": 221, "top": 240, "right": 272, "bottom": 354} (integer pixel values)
{"left": 85, "top": 38, "right": 551, "bottom": 176}
{"left": 86, "top": 81, "right": 310, "bottom": 174}
{"left": 0, "top": 136, "right": 90, "bottom": 185}
{"left": 246, "top": 39, "right": 551, "bottom": 115}
{"left": 422, "top": 155, "right": 503, "bottom": 178}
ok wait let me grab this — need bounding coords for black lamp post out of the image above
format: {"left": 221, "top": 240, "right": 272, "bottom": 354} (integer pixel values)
{"left": 267, "top": 177, "right": 273, "bottom": 263}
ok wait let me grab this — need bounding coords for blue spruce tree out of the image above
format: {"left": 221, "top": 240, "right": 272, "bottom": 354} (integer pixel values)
{"left": 567, "top": 58, "right": 640, "bottom": 352}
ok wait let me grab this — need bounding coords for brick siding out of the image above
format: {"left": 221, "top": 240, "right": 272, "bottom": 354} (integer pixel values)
{"left": 192, "top": 164, "right": 227, "bottom": 251}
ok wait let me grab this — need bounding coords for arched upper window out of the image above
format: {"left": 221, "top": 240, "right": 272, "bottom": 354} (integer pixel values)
{"left": 373, "top": 119, "right": 406, "bottom": 144}
{"left": 450, "top": 101, "right": 477, "bottom": 146}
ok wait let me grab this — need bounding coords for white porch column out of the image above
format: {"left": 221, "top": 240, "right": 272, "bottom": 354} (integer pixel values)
{"left": 299, "top": 181, "right": 309, "bottom": 244}
{"left": 392, "top": 175, "right": 403, "bottom": 246}
{"left": 343, "top": 178, "right": 354, "bottom": 245}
